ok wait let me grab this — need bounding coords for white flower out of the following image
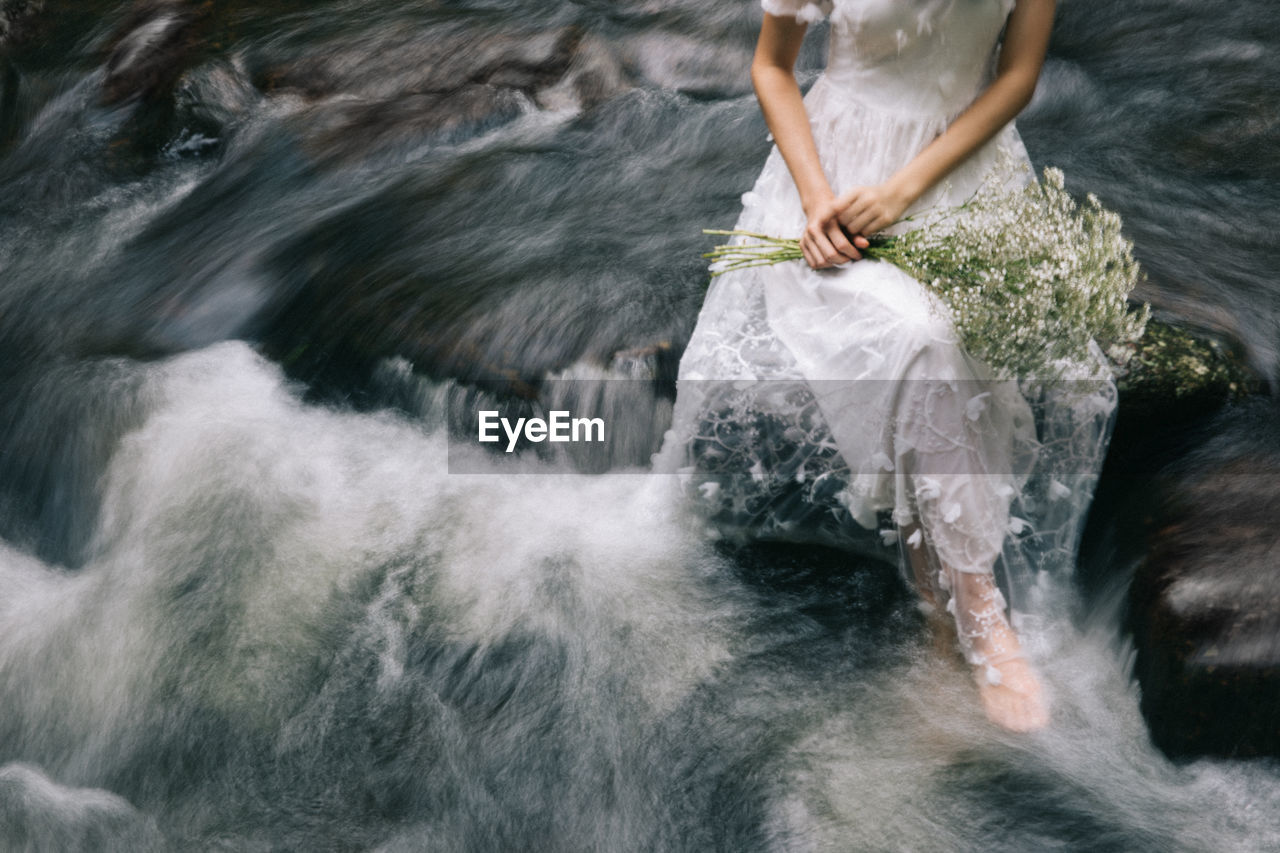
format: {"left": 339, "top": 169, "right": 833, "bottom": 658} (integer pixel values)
{"left": 702, "top": 157, "right": 1146, "bottom": 379}
{"left": 907, "top": 529, "right": 924, "bottom": 549}
{"left": 1008, "top": 516, "right": 1030, "bottom": 535}
{"left": 879, "top": 528, "right": 899, "bottom": 546}
{"left": 1049, "top": 479, "right": 1072, "bottom": 500}
{"left": 942, "top": 502, "right": 962, "bottom": 523}
{"left": 796, "top": 2, "right": 827, "bottom": 24}
{"left": 964, "top": 392, "right": 991, "bottom": 421}
{"left": 916, "top": 476, "right": 941, "bottom": 502}
{"left": 697, "top": 481, "right": 720, "bottom": 500}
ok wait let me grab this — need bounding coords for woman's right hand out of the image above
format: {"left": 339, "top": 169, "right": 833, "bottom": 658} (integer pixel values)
{"left": 801, "top": 195, "right": 870, "bottom": 269}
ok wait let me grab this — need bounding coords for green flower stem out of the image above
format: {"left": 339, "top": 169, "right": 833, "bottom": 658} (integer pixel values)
{"left": 702, "top": 229, "right": 899, "bottom": 278}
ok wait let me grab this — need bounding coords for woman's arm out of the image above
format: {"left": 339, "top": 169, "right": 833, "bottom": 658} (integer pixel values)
{"left": 752, "top": 13, "right": 867, "bottom": 269}
{"left": 838, "top": 0, "right": 1057, "bottom": 239}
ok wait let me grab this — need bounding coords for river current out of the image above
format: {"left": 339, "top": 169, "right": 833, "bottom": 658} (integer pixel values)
{"left": 1, "top": 1, "right": 1278, "bottom": 850}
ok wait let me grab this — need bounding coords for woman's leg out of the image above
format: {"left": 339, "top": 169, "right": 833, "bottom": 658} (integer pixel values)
{"left": 899, "top": 520, "right": 957, "bottom": 659}
{"left": 901, "top": 514, "right": 1048, "bottom": 732}
{"left": 891, "top": 372, "right": 1049, "bottom": 731}
{"left": 949, "top": 568, "right": 1049, "bottom": 732}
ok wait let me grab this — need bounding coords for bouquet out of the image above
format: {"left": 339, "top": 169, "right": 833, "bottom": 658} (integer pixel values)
{"left": 703, "top": 165, "right": 1150, "bottom": 380}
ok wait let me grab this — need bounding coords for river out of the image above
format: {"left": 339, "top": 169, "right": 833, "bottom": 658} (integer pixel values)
{"left": 1, "top": 1, "right": 1278, "bottom": 850}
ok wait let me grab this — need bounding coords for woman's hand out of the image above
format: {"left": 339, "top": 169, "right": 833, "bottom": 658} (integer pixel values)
{"left": 801, "top": 195, "right": 871, "bottom": 270}
{"left": 828, "top": 0, "right": 1056, "bottom": 238}
{"left": 835, "top": 182, "right": 913, "bottom": 239}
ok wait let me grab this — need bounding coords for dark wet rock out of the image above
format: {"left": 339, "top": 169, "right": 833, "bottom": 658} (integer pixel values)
{"left": 1103, "top": 317, "right": 1263, "bottom": 477}
{"left": 1072, "top": 319, "right": 1263, "bottom": 606}
{"left": 1079, "top": 316, "right": 1263, "bottom": 628}
{"left": 1117, "top": 317, "right": 1261, "bottom": 413}
{"left": 0, "top": 0, "right": 43, "bottom": 48}
{"left": 628, "top": 371, "right": 876, "bottom": 552}
{"left": 301, "top": 84, "right": 530, "bottom": 160}
{"left": 0, "top": 0, "right": 42, "bottom": 149}
{"left": 546, "top": 33, "right": 630, "bottom": 112}
{"left": 252, "top": 27, "right": 582, "bottom": 102}
{"left": 101, "top": 0, "right": 205, "bottom": 106}
{"left": 716, "top": 539, "right": 915, "bottom": 635}
{"left": 1128, "top": 396, "right": 1280, "bottom": 758}
{"left": 252, "top": 25, "right": 628, "bottom": 161}
{"left": 16, "top": 2, "right": 631, "bottom": 167}
{"left": 168, "top": 55, "right": 259, "bottom": 134}
{"left": 0, "top": 48, "right": 15, "bottom": 150}
{"left": 89, "top": 0, "right": 218, "bottom": 165}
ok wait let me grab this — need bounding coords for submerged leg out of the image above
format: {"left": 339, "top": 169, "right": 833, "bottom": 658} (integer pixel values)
{"left": 900, "top": 509, "right": 1049, "bottom": 733}
{"left": 949, "top": 568, "right": 1049, "bottom": 732}
{"left": 891, "top": 374, "right": 1048, "bottom": 732}
{"left": 899, "top": 520, "right": 955, "bottom": 658}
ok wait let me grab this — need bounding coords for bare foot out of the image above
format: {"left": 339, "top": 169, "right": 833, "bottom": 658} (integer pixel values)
{"left": 905, "top": 530, "right": 1050, "bottom": 732}
{"left": 919, "top": 596, "right": 1048, "bottom": 731}
{"left": 975, "top": 654, "right": 1050, "bottom": 732}
{"left": 926, "top": 614, "right": 1049, "bottom": 731}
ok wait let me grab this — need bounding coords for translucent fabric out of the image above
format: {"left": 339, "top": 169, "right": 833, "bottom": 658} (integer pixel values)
{"left": 653, "top": 0, "right": 1118, "bottom": 670}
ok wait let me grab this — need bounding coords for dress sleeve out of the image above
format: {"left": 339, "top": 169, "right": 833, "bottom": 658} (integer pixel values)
{"left": 761, "top": 0, "right": 833, "bottom": 24}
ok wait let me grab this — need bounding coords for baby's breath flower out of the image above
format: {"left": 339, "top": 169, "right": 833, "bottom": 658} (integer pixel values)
{"left": 702, "top": 161, "right": 1149, "bottom": 379}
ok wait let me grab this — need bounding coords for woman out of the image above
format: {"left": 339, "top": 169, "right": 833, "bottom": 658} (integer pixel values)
{"left": 658, "top": 0, "right": 1117, "bottom": 733}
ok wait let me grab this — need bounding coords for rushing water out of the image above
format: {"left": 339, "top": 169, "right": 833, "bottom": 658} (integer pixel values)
{"left": 1, "top": 1, "right": 1279, "bottom": 850}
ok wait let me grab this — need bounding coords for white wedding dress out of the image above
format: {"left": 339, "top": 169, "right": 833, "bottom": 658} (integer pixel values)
{"left": 653, "top": 0, "right": 1117, "bottom": 669}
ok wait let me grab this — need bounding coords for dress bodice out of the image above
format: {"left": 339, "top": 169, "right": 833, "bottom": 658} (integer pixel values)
{"left": 763, "top": 0, "right": 1016, "bottom": 117}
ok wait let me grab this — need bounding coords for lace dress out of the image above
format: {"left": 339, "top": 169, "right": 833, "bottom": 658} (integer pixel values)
{"left": 653, "top": 0, "right": 1117, "bottom": 669}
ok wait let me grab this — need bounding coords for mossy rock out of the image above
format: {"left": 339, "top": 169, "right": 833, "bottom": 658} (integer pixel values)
{"left": 1116, "top": 317, "right": 1263, "bottom": 414}
{"left": 1102, "top": 316, "right": 1265, "bottom": 480}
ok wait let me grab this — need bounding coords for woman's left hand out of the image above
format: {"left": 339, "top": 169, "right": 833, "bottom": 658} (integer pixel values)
{"left": 835, "top": 182, "right": 913, "bottom": 239}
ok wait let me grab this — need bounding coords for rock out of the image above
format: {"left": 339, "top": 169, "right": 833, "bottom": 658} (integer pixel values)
{"left": 251, "top": 25, "right": 628, "bottom": 162}
{"left": 252, "top": 27, "right": 582, "bottom": 103}
{"left": 544, "top": 33, "right": 630, "bottom": 112}
{"left": 1129, "top": 396, "right": 1280, "bottom": 758}
{"left": 1102, "top": 316, "right": 1263, "bottom": 478}
{"left": 1074, "top": 319, "right": 1260, "bottom": 605}
{"left": 0, "top": 47, "right": 15, "bottom": 150}
{"left": 1116, "top": 316, "right": 1261, "bottom": 419}
{"left": 300, "top": 84, "right": 530, "bottom": 161}
{"left": 101, "top": 0, "right": 205, "bottom": 106}
{"left": 88, "top": 0, "right": 214, "bottom": 165}
{"left": 0, "top": 0, "right": 43, "bottom": 146}
{"left": 0, "top": 0, "right": 44, "bottom": 48}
